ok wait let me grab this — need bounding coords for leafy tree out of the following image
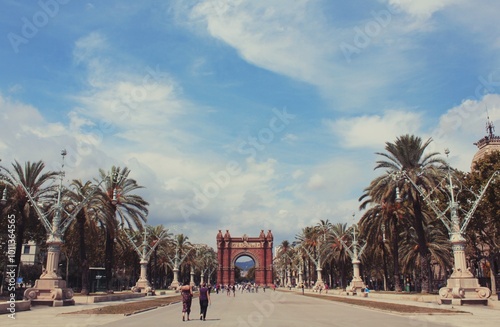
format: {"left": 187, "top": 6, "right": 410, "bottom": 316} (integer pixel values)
{"left": 465, "top": 151, "right": 500, "bottom": 291}
{"left": 247, "top": 267, "right": 256, "bottom": 281}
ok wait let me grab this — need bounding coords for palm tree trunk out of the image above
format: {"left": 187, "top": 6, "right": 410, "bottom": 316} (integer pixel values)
{"left": 153, "top": 247, "right": 157, "bottom": 289}
{"left": 329, "top": 260, "right": 334, "bottom": 288}
{"left": 381, "top": 241, "right": 388, "bottom": 291}
{"left": 488, "top": 257, "right": 496, "bottom": 294}
{"left": 14, "top": 215, "right": 26, "bottom": 285}
{"left": 77, "top": 213, "right": 89, "bottom": 295}
{"left": 391, "top": 217, "right": 402, "bottom": 292}
{"left": 105, "top": 228, "right": 114, "bottom": 292}
{"left": 341, "top": 260, "right": 346, "bottom": 290}
{"left": 412, "top": 197, "right": 430, "bottom": 293}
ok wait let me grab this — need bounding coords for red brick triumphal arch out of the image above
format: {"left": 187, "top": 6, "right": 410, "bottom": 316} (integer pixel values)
{"left": 216, "top": 230, "right": 273, "bottom": 287}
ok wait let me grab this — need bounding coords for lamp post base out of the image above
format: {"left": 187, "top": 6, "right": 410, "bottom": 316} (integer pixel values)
{"left": 438, "top": 277, "right": 491, "bottom": 305}
{"left": 312, "top": 280, "right": 324, "bottom": 292}
{"left": 131, "top": 279, "right": 152, "bottom": 294}
{"left": 347, "top": 279, "right": 366, "bottom": 296}
{"left": 169, "top": 280, "right": 180, "bottom": 290}
{"left": 24, "top": 278, "right": 75, "bottom": 307}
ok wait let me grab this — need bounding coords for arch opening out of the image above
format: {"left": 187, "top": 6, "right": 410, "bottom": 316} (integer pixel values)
{"left": 235, "top": 255, "right": 256, "bottom": 284}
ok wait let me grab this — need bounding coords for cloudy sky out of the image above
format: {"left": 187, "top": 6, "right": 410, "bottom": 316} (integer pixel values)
{"left": 1, "top": 0, "right": 500, "bottom": 249}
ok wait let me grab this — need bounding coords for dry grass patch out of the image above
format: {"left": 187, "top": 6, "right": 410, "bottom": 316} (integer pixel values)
{"left": 64, "top": 295, "right": 195, "bottom": 315}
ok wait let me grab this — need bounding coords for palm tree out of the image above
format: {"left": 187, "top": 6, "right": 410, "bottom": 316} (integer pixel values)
{"left": 64, "top": 179, "right": 107, "bottom": 295}
{"left": 204, "top": 249, "right": 219, "bottom": 285}
{"left": 324, "top": 223, "right": 350, "bottom": 289}
{"left": 358, "top": 207, "right": 385, "bottom": 288}
{"left": 295, "top": 226, "right": 318, "bottom": 285}
{"left": 373, "top": 134, "right": 447, "bottom": 293}
{"left": 98, "top": 166, "right": 149, "bottom": 291}
{"left": 359, "top": 200, "right": 405, "bottom": 292}
{"left": 191, "top": 244, "right": 217, "bottom": 285}
{"left": 317, "top": 220, "right": 336, "bottom": 286}
{"left": 399, "top": 222, "right": 452, "bottom": 292}
{"left": 113, "top": 228, "right": 141, "bottom": 290}
{"left": 275, "top": 240, "right": 293, "bottom": 286}
{"left": 0, "top": 160, "right": 58, "bottom": 281}
{"left": 147, "top": 225, "right": 173, "bottom": 288}
{"left": 166, "top": 234, "right": 193, "bottom": 287}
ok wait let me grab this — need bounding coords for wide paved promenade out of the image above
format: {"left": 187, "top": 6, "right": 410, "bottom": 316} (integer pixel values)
{"left": 3, "top": 289, "right": 500, "bottom": 327}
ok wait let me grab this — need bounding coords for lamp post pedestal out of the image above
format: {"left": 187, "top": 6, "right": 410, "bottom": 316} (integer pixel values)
{"left": 347, "top": 258, "right": 366, "bottom": 296}
{"left": 296, "top": 269, "right": 304, "bottom": 289}
{"left": 313, "top": 267, "right": 324, "bottom": 291}
{"left": 132, "top": 259, "right": 152, "bottom": 293}
{"left": 190, "top": 267, "right": 195, "bottom": 287}
{"left": 23, "top": 242, "right": 75, "bottom": 306}
{"left": 169, "top": 267, "right": 180, "bottom": 290}
{"left": 439, "top": 233, "right": 491, "bottom": 305}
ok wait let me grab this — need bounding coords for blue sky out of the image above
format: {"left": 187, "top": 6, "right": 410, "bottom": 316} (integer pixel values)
{"left": 1, "top": 0, "right": 500, "bottom": 248}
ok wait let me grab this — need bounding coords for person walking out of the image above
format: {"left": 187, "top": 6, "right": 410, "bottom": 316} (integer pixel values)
{"left": 179, "top": 279, "right": 193, "bottom": 321}
{"left": 199, "top": 282, "right": 211, "bottom": 321}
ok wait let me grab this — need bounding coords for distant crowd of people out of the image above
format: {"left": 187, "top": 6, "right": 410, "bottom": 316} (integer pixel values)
{"left": 212, "top": 282, "right": 267, "bottom": 295}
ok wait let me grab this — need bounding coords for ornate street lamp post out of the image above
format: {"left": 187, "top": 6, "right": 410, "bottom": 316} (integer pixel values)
{"left": 195, "top": 245, "right": 215, "bottom": 285}
{"left": 122, "top": 226, "right": 169, "bottom": 294}
{"left": 300, "top": 226, "right": 328, "bottom": 290}
{"left": 394, "top": 150, "right": 498, "bottom": 305}
{"left": 167, "top": 240, "right": 193, "bottom": 290}
{"left": 331, "top": 221, "right": 367, "bottom": 295}
{"left": 294, "top": 252, "right": 304, "bottom": 288}
{"left": 1, "top": 151, "right": 117, "bottom": 306}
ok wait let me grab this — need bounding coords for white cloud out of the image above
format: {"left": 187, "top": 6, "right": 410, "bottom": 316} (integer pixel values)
{"left": 307, "top": 174, "right": 324, "bottom": 190}
{"left": 325, "top": 109, "right": 423, "bottom": 149}
{"left": 387, "top": 0, "right": 460, "bottom": 20}
{"left": 0, "top": 94, "right": 87, "bottom": 173}
{"left": 8, "top": 84, "right": 23, "bottom": 94}
{"left": 292, "top": 169, "right": 304, "bottom": 179}
{"left": 281, "top": 133, "right": 298, "bottom": 142}
{"left": 73, "top": 31, "right": 108, "bottom": 66}
{"left": 189, "top": 0, "right": 336, "bottom": 88}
